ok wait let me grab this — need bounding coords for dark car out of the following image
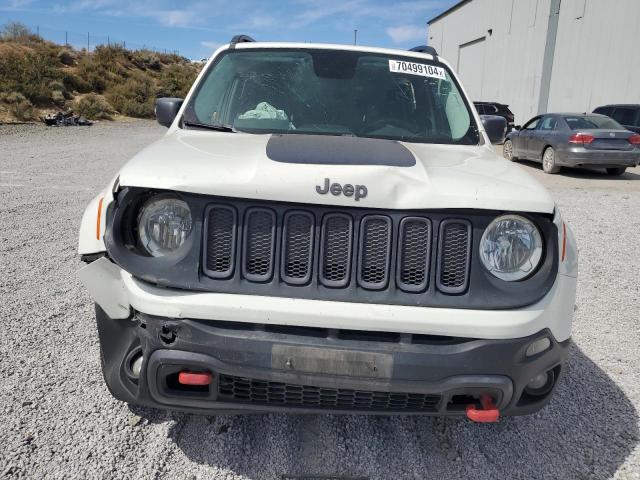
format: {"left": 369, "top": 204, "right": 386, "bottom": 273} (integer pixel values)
{"left": 503, "top": 113, "right": 640, "bottom": 175}
{"left": 593, "top": 104, "right": 640, "bottom": 134}
{"left": 474, "top": 102, "right": 514, "bottom": 130}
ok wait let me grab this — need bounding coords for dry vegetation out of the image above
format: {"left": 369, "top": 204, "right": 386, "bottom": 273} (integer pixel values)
{"left": 0, "top": 22, "right": 201, "bottom": 122}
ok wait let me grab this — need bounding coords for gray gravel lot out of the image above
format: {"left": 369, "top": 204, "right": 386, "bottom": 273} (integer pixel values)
{"left": 1, "top": 120, "right": 639, "bottom": 479}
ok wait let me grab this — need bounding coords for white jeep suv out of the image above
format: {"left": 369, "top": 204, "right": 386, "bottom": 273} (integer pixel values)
{"left": 78, "top": 36, "right": 578, "bottom": 422}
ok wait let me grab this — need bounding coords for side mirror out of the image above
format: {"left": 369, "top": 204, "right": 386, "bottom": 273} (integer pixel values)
{"left": 514, "top": 125, "right": 522, "bottom": 131}
{"left": 481, "top": 115, "right": 508, "bottom": 144}
{"left": 155, "top": 98, "right": 184, "bottom": 127}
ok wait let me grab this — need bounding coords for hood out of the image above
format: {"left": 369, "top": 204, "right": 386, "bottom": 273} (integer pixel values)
{"left": 117, "top": 130, "right": 555, "bottom": 214}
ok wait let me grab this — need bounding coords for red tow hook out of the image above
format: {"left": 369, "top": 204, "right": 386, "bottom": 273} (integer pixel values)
{"left": 178, "top": 371, "right": 213, "bottom": 386}
{"left": 466, "top": 394, "right": 500, "bottom": 423}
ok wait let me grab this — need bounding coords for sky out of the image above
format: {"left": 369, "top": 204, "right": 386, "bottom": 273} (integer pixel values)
{"left": 0, "top": 0, "right": 457, "bottom": 59}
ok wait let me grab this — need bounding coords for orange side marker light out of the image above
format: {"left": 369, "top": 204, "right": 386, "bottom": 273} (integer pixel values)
{"left": 96, "top": 197, "right": 104, "bottom": 240}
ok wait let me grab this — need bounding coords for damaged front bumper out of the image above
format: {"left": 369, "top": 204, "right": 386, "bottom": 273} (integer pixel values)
{"left": 80, "top": 258, "right": 573, "bottom": 417}
{"left": 96, "top": 305, "right": 569, "bottom": 417}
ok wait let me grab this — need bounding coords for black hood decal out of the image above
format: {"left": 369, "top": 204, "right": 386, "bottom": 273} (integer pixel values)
{"left": 266, "top": 134, "right": 416, "bottom": 167}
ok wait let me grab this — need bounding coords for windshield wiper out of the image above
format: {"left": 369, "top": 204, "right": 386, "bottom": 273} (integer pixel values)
{"left": 183, "top": 121, "right": 236, "bottom": 132}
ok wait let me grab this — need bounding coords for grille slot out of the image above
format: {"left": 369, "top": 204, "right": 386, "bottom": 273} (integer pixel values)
{"left": 358, "top": 215, "right": 392, "bottom": 290}
{"left": 242, "top": 208, "right": 276, "bottom": 282}
{"left": 281, "top": 211, "right": 314, "bottom": 285}
{"left": 320, "top": 214, "right": 353, "bottom": 287}
{"left": 397, "top": 217, "right": 431, "bottom": 292}
{"left": 437, "top": 219, "right": 472, "bottom": 294}
{"left": 203, "top": 205, "right": 237, "bottom": 279}
{"left": 218, "top": 374, "right": 441, "bottom": 412}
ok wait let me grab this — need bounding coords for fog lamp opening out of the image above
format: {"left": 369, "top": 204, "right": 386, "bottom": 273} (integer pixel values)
{"left": 525, "top": 337, "right": 551, "bottom": 357}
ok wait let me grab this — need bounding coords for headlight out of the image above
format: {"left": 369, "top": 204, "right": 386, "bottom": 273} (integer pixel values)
{"left": 479, "top": 214, "right": 543, "bottom": 281}
{"left": 138, "top": 196, "right": 192, "bottom": 257}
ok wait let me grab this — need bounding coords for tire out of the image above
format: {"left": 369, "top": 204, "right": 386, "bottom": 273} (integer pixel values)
{"left": 606, "top": 167, "right": 626, "bottom": 176}
{"left": 542, "top": 147, "right": 560, "bottom": 174}
{"left": 503, "top": 139, "right": 516, "bottom": 161}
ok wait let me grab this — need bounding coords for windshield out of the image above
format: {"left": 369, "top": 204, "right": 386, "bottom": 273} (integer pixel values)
{"left": 564, "top": 115, "right": 624, "bottom": 130}
{"left": 183, "top": 49, "right": 479, "bottom": 145}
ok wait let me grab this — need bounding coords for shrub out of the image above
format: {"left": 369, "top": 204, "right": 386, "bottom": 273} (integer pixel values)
{"left": 76, "top": 58, "right": 107, "bottom": 93}
{"left": 0, "top": 42, "right": 62, "bottom": 105}
{"left": 0, "top": 91, "right": 27, "bottom": 104}
{"left": 0, "top": 22, "right": 40, "bottom": 44}
{"left": 107, "top": 73, "right": 155, "bottom": 117}
{"left": 129, "top": 49, "right": 161, "bottom": 71}
{"left": 57, "top": 48, "right": 76, "bottom": 66}
{"left": 9, "top": 98, "right": 35, "bottom": 120}
{"left": 62, "top": 73, "right": 92, "bottom": 94}
{"left": 74, "top": 93, "right": 114, "bottom": 120}
{"left": 156, "top": 63, "right": 198, "bottom": 98}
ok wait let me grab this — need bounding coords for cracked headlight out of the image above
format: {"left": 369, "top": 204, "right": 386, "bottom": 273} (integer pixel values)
{"left": 138, "top": 195, "right": 192, "bottom": 257}
{"left": 479, "top": 214, "right": 543, "bottom": 281}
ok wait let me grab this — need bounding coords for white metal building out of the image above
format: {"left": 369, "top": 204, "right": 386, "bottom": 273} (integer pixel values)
{"left": 427, "top": 0, "right": 640, "bottom": 124}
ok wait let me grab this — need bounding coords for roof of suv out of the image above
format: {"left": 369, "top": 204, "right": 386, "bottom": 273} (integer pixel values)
{"left": 596, "top": 104, "right": 640, "bottom": 108}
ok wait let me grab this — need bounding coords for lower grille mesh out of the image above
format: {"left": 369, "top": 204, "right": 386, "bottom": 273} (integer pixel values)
{"left": 218, "top": 375, "right": 441, "bottom": 411}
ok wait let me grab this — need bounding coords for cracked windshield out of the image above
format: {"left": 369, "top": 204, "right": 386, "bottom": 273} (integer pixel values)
{"left": 185, "top": 49, "right": 479, "bottom": 144}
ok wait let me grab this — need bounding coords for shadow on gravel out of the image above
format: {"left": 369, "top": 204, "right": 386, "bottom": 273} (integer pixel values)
{"left": 140, "top": 344, "right": 638, "bottom": 480}
{"left": 516, "top": 159, "right": 640, "bottom": 180}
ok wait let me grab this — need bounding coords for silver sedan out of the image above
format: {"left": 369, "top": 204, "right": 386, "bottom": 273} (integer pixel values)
{"left": 503, "top": 113, "right": 640, "bottom": 175}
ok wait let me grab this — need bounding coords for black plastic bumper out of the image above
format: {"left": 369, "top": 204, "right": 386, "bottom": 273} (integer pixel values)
{"left": 96, "top": 305, "right": 569, "bottom": 417}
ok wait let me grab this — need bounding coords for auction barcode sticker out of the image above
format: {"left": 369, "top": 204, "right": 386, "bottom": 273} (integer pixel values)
{"left": 388, "top": 60, "right": 446, "bottom": 79}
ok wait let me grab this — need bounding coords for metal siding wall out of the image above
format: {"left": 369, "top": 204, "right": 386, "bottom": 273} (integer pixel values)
{"left": 547, "top": 0, "right": 640, "bottom": 113}
{"left": 427, "top": 0, "right": 552, "bottom": 125}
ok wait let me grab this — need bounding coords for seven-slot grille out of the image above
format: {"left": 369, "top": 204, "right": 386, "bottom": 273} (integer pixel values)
{"left": 218, "top": 374, "right": 441, "bottom": 412}
{"left": 203, "top": 204, "right": 472, "bottom": 294}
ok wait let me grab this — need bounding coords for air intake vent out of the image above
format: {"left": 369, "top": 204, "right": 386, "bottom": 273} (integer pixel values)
{"left": 281, "top": 211, "right": 314, "bottom": 285}
{"left": 358, "top": 215, "right": 392, "bottom": 290}
{"left": 437, "top": 219, "right": 471, "bottom": 294}
{"left": 243, "top": 208, "right": 276, "bottom": 282}
{"left": 320, "top": 213, "right": 353, "bottom": 287}
{"left": 397, "top": 217, "right": 431, "bottom": 292}
{"left": 204, "top": 205, "right": 237, "bottom": 279}
{"left": 218, "top": 374, "right": 441, "bottom": 412}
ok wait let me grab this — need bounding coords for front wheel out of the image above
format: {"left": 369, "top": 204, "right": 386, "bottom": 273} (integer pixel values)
{"left": 542, "top": 147, "right": 560, "bottom": 174}
{"left": 606, "top": 167, "right": 626, "bottom": 176}
{"left": 503, "top": 139, "right": 516, "bottom": 161}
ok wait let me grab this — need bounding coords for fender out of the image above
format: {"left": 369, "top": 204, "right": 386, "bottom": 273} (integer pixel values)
{"left": 78, "top": 175, "right": 119, "bottom": 255}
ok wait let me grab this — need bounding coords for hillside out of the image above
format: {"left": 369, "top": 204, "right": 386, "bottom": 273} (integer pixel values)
{"left": 0, "top": 22, "right": 201, "bottom": 123}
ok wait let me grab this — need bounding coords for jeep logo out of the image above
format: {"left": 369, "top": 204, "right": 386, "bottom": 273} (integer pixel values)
{"left": 316, "top": 178, "right": 368, "bottom": 201}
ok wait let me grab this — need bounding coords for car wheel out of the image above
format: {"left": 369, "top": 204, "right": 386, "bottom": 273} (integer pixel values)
{"left": 503, "top": 139, "right": 516, "bottom": 161}
{"left": 606, "top": 167, "right": 626, "bottom": 176}
{"left": 542, "top": 147, "right": 560, "bottom": 174}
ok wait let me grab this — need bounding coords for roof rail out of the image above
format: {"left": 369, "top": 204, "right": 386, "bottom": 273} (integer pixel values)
{"left": 229, "top": 35, "right": 255, "bottom": 49}
{"left": 409, "top": 45, "right": 438, "bottom": 58}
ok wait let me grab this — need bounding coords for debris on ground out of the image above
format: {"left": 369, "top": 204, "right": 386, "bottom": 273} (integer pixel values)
{"left": 41, "top": 111, "right": 93, "bottom": 127}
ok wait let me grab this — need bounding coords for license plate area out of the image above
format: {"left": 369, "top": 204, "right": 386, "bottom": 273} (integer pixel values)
{"left": 271, "top": 345, "right": 393, "bottom": 379}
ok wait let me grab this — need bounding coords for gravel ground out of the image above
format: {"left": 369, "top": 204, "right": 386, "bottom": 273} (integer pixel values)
{"left": 1, "top": 120, "right": 639, "bottom": 480}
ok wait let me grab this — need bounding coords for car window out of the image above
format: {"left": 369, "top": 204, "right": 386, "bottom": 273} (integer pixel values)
{"left": 474, "top": 103, "right": 485, "bottom": 114}
{"left": 564, "top": 115, "right": 624, "bottom": 130}
{"left": 539, "top": 116, "right": 557, "bottom": 131}
{"left": 487, "top": 104, "right": 498, "bottom": 114}
{"left": 612, "top": 108, "right": 640, "bottom": 127}
{"left": 593, "top": 106, "right": 612, "bottom": 116}
{"left": 522, "top": 117, "right": 541, "bottom": 130}
{"left": 186, "top": 49, "right": 480, "bottom": 145}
